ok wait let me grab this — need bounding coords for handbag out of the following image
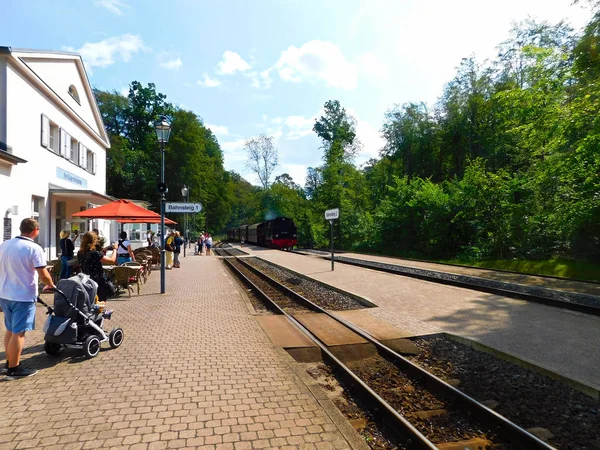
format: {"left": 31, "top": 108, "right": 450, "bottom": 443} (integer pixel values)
{"left": 96, "top": 276, "right": 117, "bottom": 299}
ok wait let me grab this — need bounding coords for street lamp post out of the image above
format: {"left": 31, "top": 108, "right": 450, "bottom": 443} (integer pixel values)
{"left": 181, "top": 185, "right": 189, "bottom": 257}
{"left": 155, "top": 116, "right": 172, "bottom": 294}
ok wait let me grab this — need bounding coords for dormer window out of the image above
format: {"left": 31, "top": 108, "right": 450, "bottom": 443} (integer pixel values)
{"left": 68, "top": 85, "right": 80, "bottom": 104}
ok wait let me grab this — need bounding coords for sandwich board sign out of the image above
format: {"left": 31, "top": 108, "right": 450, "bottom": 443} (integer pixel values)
{"left": 165, "top": 202, "right": 203, "bottom": 213}
{"left": 324, "top": 208, "right": 339, "bottom": 271}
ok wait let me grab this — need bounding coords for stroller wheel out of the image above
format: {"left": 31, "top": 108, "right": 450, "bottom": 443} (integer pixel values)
{"left": 44, "top": 341, "right": 62, "bottom": 356}
{"left": 109, "top": 328, "right": 124, "bottom": 349}
{"left": 84, "top": 335, "right": 101, "bottom": 358}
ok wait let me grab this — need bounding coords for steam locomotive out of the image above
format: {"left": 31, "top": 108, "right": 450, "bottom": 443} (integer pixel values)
{"left": 227, "top": 217, "right": 297, "bottom": 250}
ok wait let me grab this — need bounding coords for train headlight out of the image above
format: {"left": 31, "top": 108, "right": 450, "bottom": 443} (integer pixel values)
{"left": 275, "top": 234, "right": 279, "bottom": 238}
{"left": 293, "top": 234, "right": 296, "bottom": 237}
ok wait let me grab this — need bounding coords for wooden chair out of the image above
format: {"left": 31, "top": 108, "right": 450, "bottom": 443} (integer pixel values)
{"left": 49, "top": 259, "right": 62, "bottom": 283}
{"left": 137, "top": 253, "right": 151, "bottom": 276}
{"left": 132, "top": 256, "right": 149, "bottom": 283}
{"left": 113, "top": 266, "right": 141, "bottom": 297}
{"left": 150, "top": 247, "right": 160, "bottom": 267}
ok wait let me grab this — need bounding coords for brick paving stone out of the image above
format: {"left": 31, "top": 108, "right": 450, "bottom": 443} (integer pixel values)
{"left": 0, "top": 255, "right": 351, "bottom": 449}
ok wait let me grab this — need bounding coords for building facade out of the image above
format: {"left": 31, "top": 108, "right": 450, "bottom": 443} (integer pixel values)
{"left": 0, "top": 47, "right": 114, "bottom": 259}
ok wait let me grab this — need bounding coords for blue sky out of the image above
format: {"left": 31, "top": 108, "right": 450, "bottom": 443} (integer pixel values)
{"left": 1, "top": 0, "right": 593, "bottom": 186}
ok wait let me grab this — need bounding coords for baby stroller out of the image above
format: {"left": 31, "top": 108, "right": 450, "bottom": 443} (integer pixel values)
{"left": 39, "top": 273, "right": 124, "bottom": 359}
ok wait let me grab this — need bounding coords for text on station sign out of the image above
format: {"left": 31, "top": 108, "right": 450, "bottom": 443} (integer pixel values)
{"left": 165, "top": 202, "right": 203, "bottom": 213}
{"left": 325, "top": 208, "right": 339, "bottom": 220}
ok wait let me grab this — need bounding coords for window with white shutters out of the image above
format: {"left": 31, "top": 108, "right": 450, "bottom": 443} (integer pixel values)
{"left": 79, "top": 143, "right": 86, "bottom": 168}
{"left": 86, "top": 148, "right": 94, "bottom": 173}
{"left": 41, "top": 115, "right": 49, "bottom": 148}
{"left": 70, "top": 136, "right": 79, "bottom": 164}
{"left": 48, "top": 122, "right": 60, "bottom": 153}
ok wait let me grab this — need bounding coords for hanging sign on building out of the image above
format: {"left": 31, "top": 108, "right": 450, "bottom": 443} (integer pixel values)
{"left": 56, "top": 167, "right": 88, "bottom": 188}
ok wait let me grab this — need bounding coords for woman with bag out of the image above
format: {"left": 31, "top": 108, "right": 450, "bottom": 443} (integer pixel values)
{"left": 77, "top": 231, "right": 117, "bottom": 301}
{"left": 116, "top": 231, "right": 135, "bottom": 265}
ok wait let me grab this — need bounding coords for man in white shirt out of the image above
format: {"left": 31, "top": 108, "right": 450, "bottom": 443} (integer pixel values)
{"left": 0, "top": 218, "right": 55, "bottom": 379}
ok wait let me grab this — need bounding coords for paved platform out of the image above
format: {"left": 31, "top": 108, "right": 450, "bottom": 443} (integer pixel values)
{"left": 241, "top": 246, "right": 600, "bottom": 390}
{"left": 0, "top": 253, "right": 354, "bottom": 450}
{"left": 297, "top": 249, "right": 600, "bottom": 297}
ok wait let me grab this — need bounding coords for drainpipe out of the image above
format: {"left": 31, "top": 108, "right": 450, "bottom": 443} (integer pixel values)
{"left": 47, "top": 190, "right": 52, "bottom": 260}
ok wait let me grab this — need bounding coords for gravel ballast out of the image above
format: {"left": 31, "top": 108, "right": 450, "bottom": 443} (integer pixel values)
{"left": 407, "top": 336, "right": 600, "bottom": 449}
{"left": 245, "top": 257, "right": 369, "bottom": 310}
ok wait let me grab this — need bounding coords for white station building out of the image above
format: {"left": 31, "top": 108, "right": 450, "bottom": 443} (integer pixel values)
{"left": 0, "top": 47, "right": 115, "bottom": 259}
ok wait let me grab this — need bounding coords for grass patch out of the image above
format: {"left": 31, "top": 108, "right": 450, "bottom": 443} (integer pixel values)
{"left": 441, "top": 257, "right": 600, "bottom": 283}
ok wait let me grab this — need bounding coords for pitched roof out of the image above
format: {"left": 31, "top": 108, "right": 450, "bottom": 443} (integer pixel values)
{"left": 0, "top": 46, "right": 110, "bottom": 148}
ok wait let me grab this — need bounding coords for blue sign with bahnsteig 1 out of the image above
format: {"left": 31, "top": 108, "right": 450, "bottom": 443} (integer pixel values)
{"left": 56, "top": 167, "right": 88, "bottom": 188}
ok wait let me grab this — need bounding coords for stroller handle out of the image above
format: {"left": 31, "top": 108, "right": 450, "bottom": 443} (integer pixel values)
{"left": 37, "top": 288, "right": 68, "bottom": 315}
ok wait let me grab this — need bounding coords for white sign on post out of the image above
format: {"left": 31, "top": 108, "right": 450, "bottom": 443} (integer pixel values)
{"left": 165, "top": 202, "right": 203, "bottom": 213}
{"left": 325, "top": 208, "right": 339, "bottom": 220}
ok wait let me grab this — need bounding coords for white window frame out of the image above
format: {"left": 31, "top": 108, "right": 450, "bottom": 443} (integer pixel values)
{"left": 48, "top": 121, "right": 60, "bottom": 154}
{"left": 70, "top": 136, "right": 79, "bottom": 164}
{"left": 86, "top": 148, "right": 94, "bottom": 173}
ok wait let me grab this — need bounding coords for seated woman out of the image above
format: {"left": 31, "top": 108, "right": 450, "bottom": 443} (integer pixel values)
{"left": 116, "top": 231, "right": 135, "bottom": 265}
{"left": 77, "top": 231, "right": 118, "bottom": 301}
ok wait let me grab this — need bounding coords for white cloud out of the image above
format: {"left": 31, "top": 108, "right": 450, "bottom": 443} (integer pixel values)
{"left": 160, "top": 58, "right": 183, "bottom": 70}
{"left": 217, "top": 51, "right": 252, "bottom": 75}
{"left": 274, "top": 40, "right": 358, "bottom": 90}
{"left": 197, "top": 73, "right": 221, "bottom": 88}
{"left": 206, "top": 124, "right": 229, "bottom": 136}
{"left": 283, "top": 115, "right": 315, "bottom": 140}
{"left": 95, "top": 0, "right": 129, "bottom": 15}
{"left": 280, "top": 164, "right": 308, "bottom": 187}
{"left": 356, "top": 52, "right": 388, "bottom": 79}
{"left": 221, "top": 139, "right": 246, "bottom": 152}
{"left": 67, "top": 34, "right": 145, "bottom": 71}
{"left": 347, "top": 108, "right": 385, "bottom": 161}
{"left": 120, "top": 86, "right": 129, "bottom": 97}
{"left": 248, "top": 69, "right": 272, "bottom": 89}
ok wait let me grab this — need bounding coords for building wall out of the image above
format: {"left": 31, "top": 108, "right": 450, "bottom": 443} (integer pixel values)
{"left": 22, "top": 58, "right": 101, "bottom": 138}
{"left": 0, "top": 57, "right": 109, "bottom": 258}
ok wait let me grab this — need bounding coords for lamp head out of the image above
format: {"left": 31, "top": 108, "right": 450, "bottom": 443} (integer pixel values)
{"left": 154, "top": 115, "right": 172, "bottom": 143}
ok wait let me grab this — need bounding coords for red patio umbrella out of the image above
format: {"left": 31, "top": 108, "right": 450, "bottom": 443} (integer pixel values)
{"left": 117, "top": 217, "right": 177, "bottom": 225}
{"left": 72, "top": 199, "right": 164, "bottom": 221}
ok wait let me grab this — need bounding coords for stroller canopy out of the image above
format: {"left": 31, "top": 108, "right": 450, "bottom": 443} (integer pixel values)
{"left": 54, "top": 274, "right": 98, "bottom": 318}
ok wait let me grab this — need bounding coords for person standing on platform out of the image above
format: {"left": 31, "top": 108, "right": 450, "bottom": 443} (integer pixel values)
{"left": 59, "top": 230, "right": 75, "bottom": 279}
{"left": 173, "top": 231, "right": 183, "bottom": 268}
{"left": 205, "top": 234, "right": 213, "bottom": 256}
{"left": 0, "top": 218, "right": 56, "bottom": 379}
{"left": 116, "top": 231, "right": 135, "bottom": 265}
{"left": 165, "top": 231, "right": 175, "bottom": 269}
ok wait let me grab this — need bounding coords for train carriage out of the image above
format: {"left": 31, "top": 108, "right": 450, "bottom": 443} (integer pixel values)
{"left": 227, "top": 216, "right": 297, "bottom": 250}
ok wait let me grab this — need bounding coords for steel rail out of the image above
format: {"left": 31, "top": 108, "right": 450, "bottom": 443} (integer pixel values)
{"left": 234, "top": 256, "right": 557, "bottom": 450}
{"left": 223, "top": 257, "right": 437, "bottom": 449}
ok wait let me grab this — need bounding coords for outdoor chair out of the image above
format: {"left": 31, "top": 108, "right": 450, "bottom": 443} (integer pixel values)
{"left": 113, "top": 266, "right": 142, "bottom": 297}
{"left": 150, "top": 247, "right": 160, "bottom": 267}
{"left": 133, "top": 256, "right": 149, "bottom": 282}
{"left": 49, "top": 259, "right": 62, "bottom": 283}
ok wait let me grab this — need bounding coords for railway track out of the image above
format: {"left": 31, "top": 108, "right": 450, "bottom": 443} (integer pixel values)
{"left": 222, "top": 255, "right": 555, "bottom": 450}
{"left": 294, "top": 249, "right": 600, "bottom": 316}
